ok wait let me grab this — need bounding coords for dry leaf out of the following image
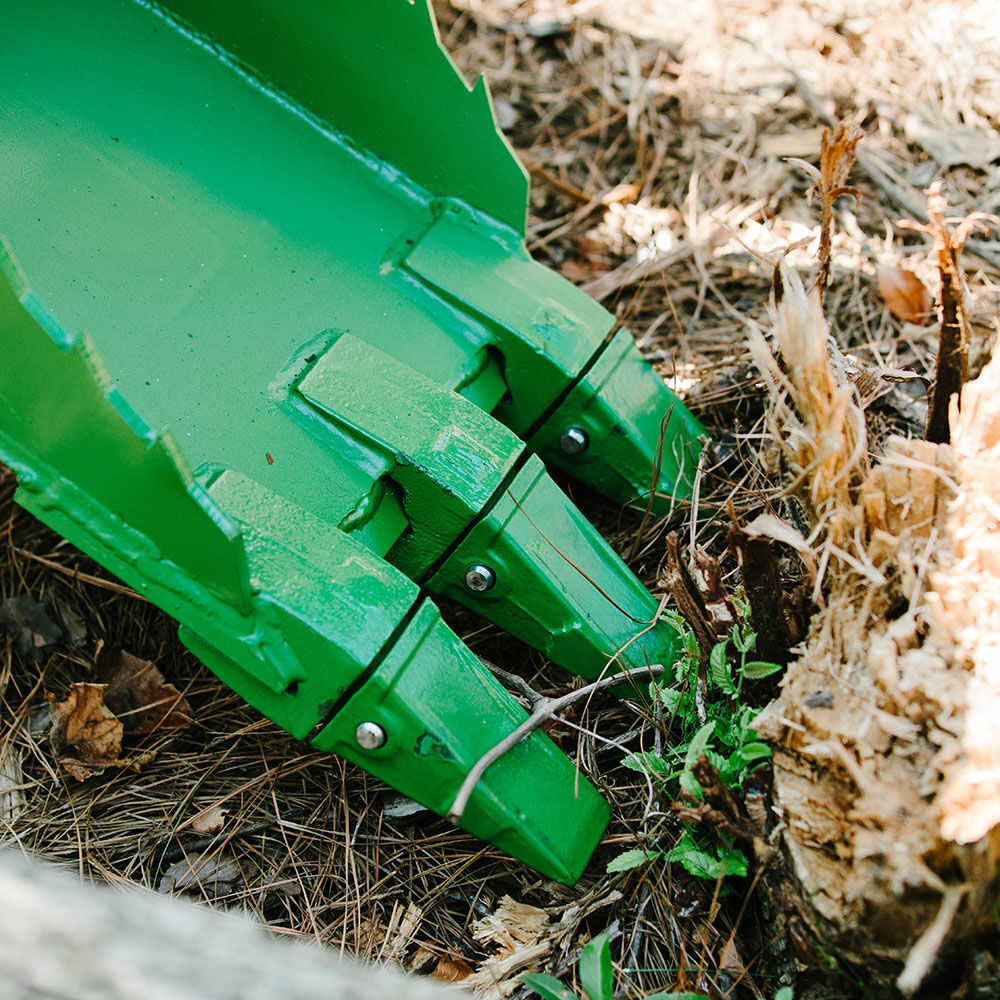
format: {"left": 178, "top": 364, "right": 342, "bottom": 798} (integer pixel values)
{"left": 158, "top": 852, "right": 240, "bottom": 898}
{"left": 96, "top": 649, "right": 193, "bottom": 734}
{"left": 429, "top": 957, "right": 474, "bottom": 984}
{"left": 191, "top": 805, "right": 227, "bottom": 834}
{"left": 52, "top": 595, "right": 87, "bottom": 645}
{"left": 876, "top": 264, "right": 933, "bottom": 325}
{"left": 719, "top": 937, "right": 748, "bottom": 979}
{"left": 48, "top": 683, "right": 123, "bottom": 780}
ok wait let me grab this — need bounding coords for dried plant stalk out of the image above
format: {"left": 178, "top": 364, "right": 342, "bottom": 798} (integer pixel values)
{"left": 789, "top": 121, "right": 863, "bottom": 301}
{"left": 902, "top": 184, "right": 991, "bottom": 444}
{"left": 747, "top": 262, "right": 871, "bottom": 614}
{"left": 727, "top": 516, "right": 794, "bottom": 666}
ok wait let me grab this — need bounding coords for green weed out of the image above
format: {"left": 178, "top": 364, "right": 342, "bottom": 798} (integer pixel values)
{"left": 520, "top": 929, "right": 794, "bottom": 1000}
{"left": 608, "top": 600, "right": 781, "bottom": 882}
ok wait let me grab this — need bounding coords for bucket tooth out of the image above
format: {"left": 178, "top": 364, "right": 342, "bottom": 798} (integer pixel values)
{"left": 428, "top": 455, "right": 678, "bottom": 689}
{"left": 0, "top": 0, "right": 714, "bottom": 884}
{"left": 288, "top": 332, "right": 679, "bottom": 683}
{"left": 395, "top": 205, "right": 707, "bottom": 513}
{"left": 527, "top": 329, "right": 708, "bottom": 516}
{"left": 312, "top": 599, "right": 610, "bottom": 885}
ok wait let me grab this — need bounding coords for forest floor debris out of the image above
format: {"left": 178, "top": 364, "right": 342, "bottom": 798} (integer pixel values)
{"left": 3, "top": 2, "right": 1000, "bottom": 997}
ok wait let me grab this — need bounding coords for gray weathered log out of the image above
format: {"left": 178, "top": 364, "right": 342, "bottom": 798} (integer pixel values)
{"left": 0, "top": 849, "right": 451, "bottom": 1000}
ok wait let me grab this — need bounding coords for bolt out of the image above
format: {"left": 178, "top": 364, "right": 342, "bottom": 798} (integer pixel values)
{"left": 355, "top": 721, "right": 386, "bottom": 750}
{"left": 559, "top": 426, "right": 589, "bottom": 455}
{"left": 465, "top": 563, "right": 496, "bottom": 593}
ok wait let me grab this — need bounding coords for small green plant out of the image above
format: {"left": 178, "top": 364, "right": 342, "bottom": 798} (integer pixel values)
{"left": 608, "top": 599, "right": 782, "bottom": 882}
{"left": 519, "top": 930, "right": 794, "bottom": 1000}
{"left": 520, "top": 932, "right": 613, "bottom": 1000}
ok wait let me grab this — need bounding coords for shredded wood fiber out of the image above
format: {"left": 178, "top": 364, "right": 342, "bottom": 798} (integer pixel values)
{"left": 752, "top": 263, "right": 1000, "bottom": 994}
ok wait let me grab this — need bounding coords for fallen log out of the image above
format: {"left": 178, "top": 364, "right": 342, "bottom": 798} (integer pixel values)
{"left": 0, "top": 849, "right": 451, "bottom": 1000}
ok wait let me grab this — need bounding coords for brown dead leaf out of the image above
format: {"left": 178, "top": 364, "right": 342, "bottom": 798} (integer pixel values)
{"left": 876, "top": 264, "right": 933, "bottom": 325}
{"left": 48, "top": 683, "right": 123, "bottom": 780}
{"left": 1, "top": 594, "right": 61, "bottom": 660}
{"left": 191, "top": 805, "right": 227, "bottom": 834}
{"left": 719, "top": 937, "right": 748, "bottom": 979}
{"left": 96, "top": 649, "right": 193, "bottom": 734}
{"left": 158, "top": 852, "right": 241, "bottom": 898}
{"left": 429, "top": 957, "right": 474, "bottom": 984}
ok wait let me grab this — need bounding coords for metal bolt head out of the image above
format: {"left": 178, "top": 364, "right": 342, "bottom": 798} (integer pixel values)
{"left": 355, "top": 721, "right": 386, "bottom": 750}
{"left": 465, "top": 563, "right": 496, "bottom": 593}
{"left": 559, "top": 426, "right": 589, "bottom": 455}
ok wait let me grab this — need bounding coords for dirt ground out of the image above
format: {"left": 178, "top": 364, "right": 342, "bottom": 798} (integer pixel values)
{"left": 2, "top": 2, "right": 1000, "bottom": 998}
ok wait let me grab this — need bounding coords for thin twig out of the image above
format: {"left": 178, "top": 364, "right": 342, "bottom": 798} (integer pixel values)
{"left": 447, "top": 664, "right": 665, "bottom": 825}
{"left": 478, "top": 657, "right": 543, "bottom": 707}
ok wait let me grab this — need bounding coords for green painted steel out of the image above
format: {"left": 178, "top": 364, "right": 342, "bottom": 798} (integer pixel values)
{"left": 431, "top": 456, "right": 677, "bottom": 689}
{"left": 0, "top": 0, "right": 708, "bottom": 882}
{"left": 158, "top": 0, "right": 530, "bottom": 233}
{"left": 296, "top": 332, "right": 524, "bottom": 577}
{"left": 312, "top": 600, "right": 610, "bottom": 885}
{"left": 529, "top": 329, "right": 707, "bottom": 515}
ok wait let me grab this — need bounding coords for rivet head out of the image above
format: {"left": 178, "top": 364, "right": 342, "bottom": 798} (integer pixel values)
{"left": 355, "top": 721, "right": 386, "bottom": 750}
{"left": 465, "top": 563, "right": 496, "bottom": 593}
{"left": 559, "top": 426, "right": 589, "bottom": 455}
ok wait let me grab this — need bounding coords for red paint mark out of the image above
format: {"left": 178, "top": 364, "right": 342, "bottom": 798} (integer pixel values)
{"left": 265, "top": 452, "right": 274, "bottom": 465}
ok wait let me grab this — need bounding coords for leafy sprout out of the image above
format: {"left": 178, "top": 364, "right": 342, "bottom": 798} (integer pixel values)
{"left": 608, "top": 601, "right": 781, "bottom": 882}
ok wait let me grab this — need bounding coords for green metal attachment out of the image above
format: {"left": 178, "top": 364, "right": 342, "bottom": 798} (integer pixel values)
{"left": 0, "top": 0, "right": 707, "bottom": 883}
